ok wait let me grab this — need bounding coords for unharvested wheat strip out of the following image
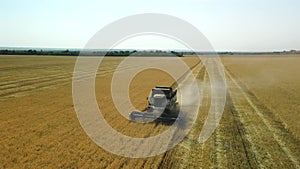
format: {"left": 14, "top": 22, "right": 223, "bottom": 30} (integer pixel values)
{"left": 226, "top": 69, "right": 300, "bottom": 169}
{"left": 180, "top": 64, "right": 205, "bottom": 164}
{"left": 195, "top": 59, "right": 226, "bottom": 168}
{"left": 106, "top": 158, "right": 127, "bottom": 169}
{"left": 157, "top": 62, "right": 203, "bottom": 168}
{"left": 209, "top": 64, "right": 224, "bottom": 169}
{"left": 122, "top": 159, "right": 145, "bottom": 169}
{"left": 178, "top": 64, "right": 204, "bottom": 168}
{"left": 173, "top": 63, "right": 212, "bottom": 168}
{"left": 214, "top": 122, "right": 223, "bottom": 168}
{"left": 198, "top": 70, "right": 210, "bottom": 168}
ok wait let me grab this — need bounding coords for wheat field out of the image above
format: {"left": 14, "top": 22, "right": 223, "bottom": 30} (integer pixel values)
{"left": 0, "top": 55, "right": 299, "bottom": 168}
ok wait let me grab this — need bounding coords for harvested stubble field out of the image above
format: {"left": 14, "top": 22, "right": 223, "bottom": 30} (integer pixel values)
{"left": 0, "top": 55, "right": 299, "bottom": 168}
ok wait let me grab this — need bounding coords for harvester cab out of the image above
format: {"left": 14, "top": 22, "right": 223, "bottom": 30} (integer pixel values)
{"left": 129, "top": 86, "right": 178, "bottom": 122}
{"left": 148, "top": 87, "right": 177, "bottom": 111}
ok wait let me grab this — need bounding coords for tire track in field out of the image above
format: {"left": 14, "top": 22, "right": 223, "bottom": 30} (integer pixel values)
{"left": 158, "top": 60, "right": 231, "bottom": 169}
{"left": 201, "top": 68, "right": 256, "bottom": 169}
{"left": 225, "top": 68, "right": 300, "bottom": 168}
{"left": 177, "top": 63, "right": 205, "bottom": 169}
{"left": 158, "top": 60, "right": 257, "bottom": 168}
{"left": 226, "top": 95, "right": 258, "bottom": 168}
{"left": 158, "top": 62, "right": 205, "bottom": 169}
{"left": 199, "top": 70, "right": 209, "bottom": 168}
{"left": 178, "top": 67, "right": 207, "bottom": 168}
{"left": 157, "top": 60, "right": 300, "bottom": 169}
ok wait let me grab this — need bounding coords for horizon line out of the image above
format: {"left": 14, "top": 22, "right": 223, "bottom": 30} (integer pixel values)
{"left": 0, "top": 46, "right": 299, "bottom": 53}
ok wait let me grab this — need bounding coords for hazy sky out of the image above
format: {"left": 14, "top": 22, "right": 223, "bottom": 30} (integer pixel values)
{"left": 0, "top": 0, "right": 299, "bottom": 51}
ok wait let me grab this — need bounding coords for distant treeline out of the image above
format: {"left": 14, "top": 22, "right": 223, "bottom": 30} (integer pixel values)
{"left": 0, "top": 49, "right": 80, "bottom": 56}
{"left": 0, "top": 49, "right": 184, "bottom": 57}
{"left": 0, "top": 49, "right": 299, "bottom": 56}
{"left": 81, "top": 50, "right": 184, "bottom": 57}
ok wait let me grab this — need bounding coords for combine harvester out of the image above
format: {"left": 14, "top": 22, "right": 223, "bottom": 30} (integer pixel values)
{"left": 129, "top": 86, "right": 179, "bottom": 122}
